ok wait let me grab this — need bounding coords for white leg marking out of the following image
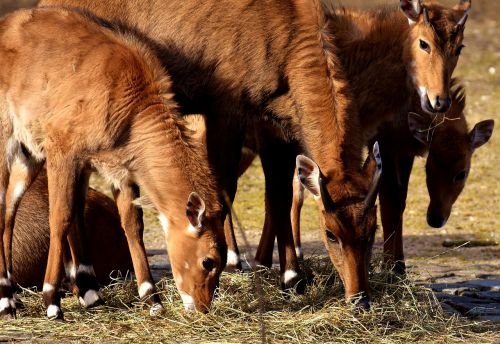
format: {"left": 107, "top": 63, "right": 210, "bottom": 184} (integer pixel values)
{"left": 180, "top": 292, "right": 195, "bottom": 311}
{"left": 77, "top": 264, "right": 96, "bottom": 276}
{"left": 282, "top": 269, "right": 298, "bottom": 285}
{"left": 0, "top": 278, "right": 11, "bottom": 287}
{"left": 65, "top": 261, "right": 76, "bottom": 280}
{"left": 43, "top": 283, "right": 55, "bottom": 293}
{"left": 295, "top": 246, "right": 303, "bottom": 258}
{"left": 149, "top": 303, "right": 164, "bottom": 317}
{"left": 46, "top": 304, "right": 60, "bottom": 318}
{"left": 0, "top": 297, "right": 15, "bottom": 312}
{"left": 158, "top": 214, "right": 169, "bottom": 237}
{"left": 138, "top": 282, "right": 154, "bottom": 299}
{"left": 10, "top": 181, "right": 25, "bottom": 208}
{"left": 226, "top": 250, "right": 240, "bottom": 267}
{"left": 78, "top": 289, "right": 101, "bottom": 308}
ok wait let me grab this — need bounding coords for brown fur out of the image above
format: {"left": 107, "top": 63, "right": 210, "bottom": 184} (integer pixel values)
{"left": 12, "top": 170, "right": 132, "bottom": 289}
{"left": 254, "top": 0, "right": 471, "bottom": 299}
{"left": 0, "top": 7, "right": 223, "bottom": 318}
{"left": 38, "top": 0, "right": 373, "bottom": 292}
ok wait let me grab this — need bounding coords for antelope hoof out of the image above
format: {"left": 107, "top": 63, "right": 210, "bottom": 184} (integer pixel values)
{"left": 351, "top": 296, "right": 371, "bottom": 312}
{"left": 46, "top": 304, "right": 64, "bottom": 320}
{"left": 280, "top": 270, "right": 306, "bottom": 295}
{"left": 149, "top": 303, "right": 164, "bottom": 317}
{"left": 78, "top": 289, "right": 104, "bottom": 308}
{"left": 225, "top": 250, "right": 242, "bottom": 272}
{"left": 392, "top": 261, "right": 407, "bottom": 276}
{"left": 0, "top": 297, "right": 16, "bottom": 319}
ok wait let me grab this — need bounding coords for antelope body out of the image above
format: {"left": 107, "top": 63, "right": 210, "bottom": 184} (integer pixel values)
{"left": 39, "top": 0, "right": 375, "bottom": 295}
{"left": 247, "top": 0, "right": 472, "bottom": 304}
{"left": 0, "top": 7, "right": 224, "bottom": 319}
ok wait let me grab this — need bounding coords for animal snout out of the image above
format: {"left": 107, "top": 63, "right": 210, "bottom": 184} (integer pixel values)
{"left": 427, "top": 212, "right": 447, "bottom": 228}
{"left": 431, "top": 96, "right": 452, "bottom": 113}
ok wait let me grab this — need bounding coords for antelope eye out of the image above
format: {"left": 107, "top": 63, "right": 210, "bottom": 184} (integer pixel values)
{"left": 202, "top": 257, "right": 215, "bottom": 271}
{"left": 325, "top": 229, "right": 337, "bottom": 243}
{"left": 454, "top": 170, "right": 467, "bottom": 182}
{"left": 455, "top": 44, "right": 465, "bottom": 56}
{"left": 419, "top": 39, "right": 431, "bottom": 53}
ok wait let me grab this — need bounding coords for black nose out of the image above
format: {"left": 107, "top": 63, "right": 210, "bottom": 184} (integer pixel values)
{"left": 433, "top": 96, "right": 452, "bottom": 113}
{"left": 350, "top": 295, "right": 370, "bottom": 311}
{"left": 427, "top": 213, "right": 446, "bottom": 228}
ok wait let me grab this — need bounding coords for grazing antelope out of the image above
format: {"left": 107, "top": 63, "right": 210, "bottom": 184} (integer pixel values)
{"left": 249, "top": 0, "right": 471, "bottom": 304}
{"left": 39, "top": 0, "right": 370, "bottom": 293}
{"left": 291, "top": 83, "right": 494, "bottom": 273}
{"left": 0, "top": 8, "right": 224, "bottom": 319}
{"left": 11, "top": 170, "right": 133, "bottom": 290}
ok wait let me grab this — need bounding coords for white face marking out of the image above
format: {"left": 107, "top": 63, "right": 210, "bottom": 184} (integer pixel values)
{"left": 226, "top": 250, "right": 240, "bottom": 267}
{"left": 184, "top": 261, "right": 190, "bottom": 270}
{"left": 158, "top": 214, "right": 169, "bottom": 236}
{"left": 180, "top": 291, "right": 195, "bottom": 311}
{"left": 78, "top": 289, "right": 102, "bottom": 308}
{"left": 77, "top": 264, "right": 96, "bottom": 276}
{"left": 281, "top": 269, "right": 298, "bottom": 285}
{"left": 43, "top": 283, "right": 55, "bottom": 293}
{"left": 46, "top": 304, "right": 60, "bottom": 318}
{"left": 138, "top": 282, "right": 154, "bottom": 299}
{"left": 0, "top": 278, "right": 11, "bottom": 287}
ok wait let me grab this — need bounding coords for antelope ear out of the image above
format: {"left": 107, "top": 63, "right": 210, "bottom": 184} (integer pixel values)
{"left": 454, "top": 0, "right": 471, "bottom": 12}
{"left": 470, "top": 119, "right": 494, "bottom": 150}
{"left": 408, "top": 112, "right": 430, "bottom": 145}
{"left": 186, "top": 192, "right": 205, "bottom": 229}
{"left": 296, "top": 155, "right": 321, "bottom": 199}
{"left": 400, "top": 0, "right": 422, "bottom": 24}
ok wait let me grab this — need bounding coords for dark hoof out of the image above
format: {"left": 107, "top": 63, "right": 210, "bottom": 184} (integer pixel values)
{"left": 224, "top": 262, "right": 243, "bottom": 273}
{"left": 352, "top": 296, "right": 371, "bottom": 311}
{"left": 392, "top": 261, "right": 407, "bottom": 276}
{"left": 280, "top": 270, "right": 306, "bottom": 295}
{"left": 0, "top": 302, "right": 16, "bottom": 320}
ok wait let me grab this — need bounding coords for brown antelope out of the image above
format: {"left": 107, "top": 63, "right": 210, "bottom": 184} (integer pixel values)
{"left": 0, "top": 8, "right": 224, "bottom": 319}
{"left": 292, "top": 83, "right": 494, "bottom": 272}
{"left": 11, "top": 170, "right": 133, "bottom": 290}
{"left": 246, "top": 0, "right": 471, "bottom": 305}
{"left": 39, "top": 0, "right": 372, "bottom": 294}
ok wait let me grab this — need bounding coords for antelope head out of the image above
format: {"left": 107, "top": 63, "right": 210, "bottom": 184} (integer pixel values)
{"left": 401, "top": 0, "right": 471, "bottom": 114}
{"left": 161, "top": 192, "right": 226, "bottom": 312}
{"left": 408, "top": 85, "right": 494, "bottom": 228}
{"left": 296, "top": 142, "right": 382, "bottom": 309}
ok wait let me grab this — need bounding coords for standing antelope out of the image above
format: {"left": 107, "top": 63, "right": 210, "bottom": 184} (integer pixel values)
{"left": 0, "top": 7, "right": 225, "bottom": 319}
{"left": 38, "top": 0, "right": 369, "bottom": 294}
{"left": 248, "top": 0, "right": 472, "bottom": 305}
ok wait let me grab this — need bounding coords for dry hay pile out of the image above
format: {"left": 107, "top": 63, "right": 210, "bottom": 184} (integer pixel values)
{"left": 0, "top": 256, "right": 497, "bottom": 343}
